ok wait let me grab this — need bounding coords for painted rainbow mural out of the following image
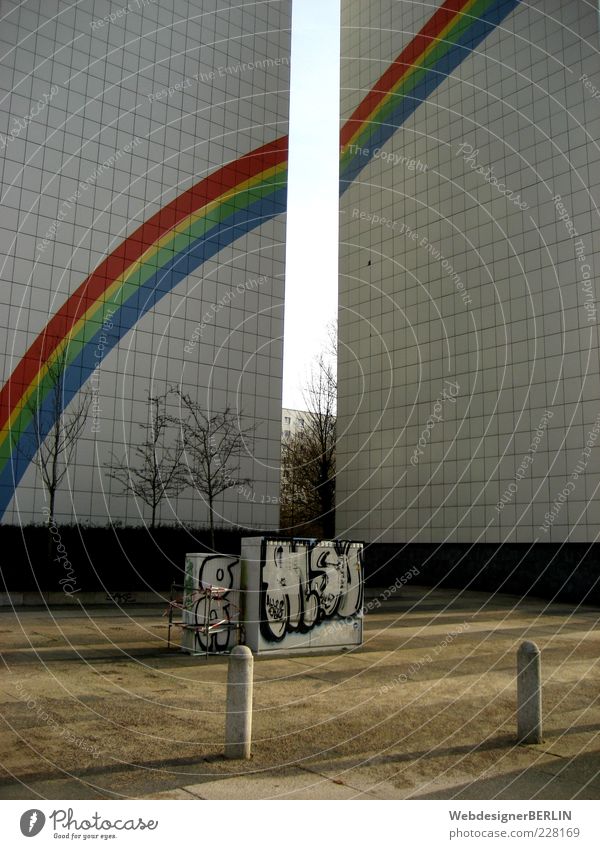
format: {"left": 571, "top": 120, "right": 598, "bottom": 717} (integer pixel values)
{"left": 0, "top": 0, "right": 520, "bottom": 517}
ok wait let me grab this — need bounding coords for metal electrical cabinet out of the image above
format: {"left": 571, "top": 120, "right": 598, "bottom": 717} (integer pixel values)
{"left": 241, "top": 537, "right": 363, "bottom": 654}
{"left": 176, "top": 553, "right": 242, "bottom": 655}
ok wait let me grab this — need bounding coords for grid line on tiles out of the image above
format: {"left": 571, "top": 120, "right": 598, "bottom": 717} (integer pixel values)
{"left": 337, "top": 0, "right": 600, "bottom": 545}
{"left": 0, "top": 0, "right": 291, "bottom": 527}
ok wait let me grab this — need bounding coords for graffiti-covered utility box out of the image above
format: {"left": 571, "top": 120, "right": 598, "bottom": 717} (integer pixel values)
{"left": 181, "top": 553, "right": 241, "bottom": 655}
{"left": 241, "top": 537, "right": 363, "bottom": 654}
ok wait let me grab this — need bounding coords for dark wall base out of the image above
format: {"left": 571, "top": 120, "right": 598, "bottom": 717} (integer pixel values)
{"left": 0, "top": 525, "right": 262, "bottom": 593}
{"left": 363, "top": 543, "right": 600, "bottom": 606}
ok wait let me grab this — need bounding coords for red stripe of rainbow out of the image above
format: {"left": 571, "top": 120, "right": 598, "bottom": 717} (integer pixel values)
{"left": 0, "top": 0, "right": 520, "bottom": 515}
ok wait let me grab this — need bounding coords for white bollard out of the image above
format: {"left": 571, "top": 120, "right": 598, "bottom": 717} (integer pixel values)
{"left": 225, "top": 645, "right": 254, "bottom": 759}
{"left": 517, "top": 641, "right": 542, "bottom": 744}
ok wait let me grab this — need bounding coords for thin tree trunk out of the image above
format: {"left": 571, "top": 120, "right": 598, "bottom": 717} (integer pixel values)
{"left": 49, "top": 487, "right": 56, "bottom": 527}
{"left": 46, "top": 523, "right": 54, "bottom": 570}
{"left": 47, "top": 488, "right": 56, "bottom": 569}
{"left": 209, "top": 500, "right": 215, "bottom": 550}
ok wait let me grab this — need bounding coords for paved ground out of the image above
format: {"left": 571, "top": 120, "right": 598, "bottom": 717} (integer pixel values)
{"left": 0, "top": 584, "right": 599, "bottom": 800}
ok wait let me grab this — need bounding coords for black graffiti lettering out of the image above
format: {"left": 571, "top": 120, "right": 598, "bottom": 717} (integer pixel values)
{"left": 260, "top": 541, "right": 363, "bottom": 642}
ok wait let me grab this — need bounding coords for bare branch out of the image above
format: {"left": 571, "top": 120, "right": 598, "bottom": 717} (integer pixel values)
{"left": 106, "top": 392, "right": 188, "bottom": 528}
{"left": 19, "top": 347, "right": 90, "bottom": 524}
{"left": 282, "top": 337, "right": 337, "bottom": 537}
{"left": 170, "top": 390, "right": 255, "bottom": 547}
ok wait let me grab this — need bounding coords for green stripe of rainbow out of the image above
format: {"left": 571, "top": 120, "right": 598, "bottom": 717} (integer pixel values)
{"left": 0, "top": 0, "right": 521, "bottom": 515}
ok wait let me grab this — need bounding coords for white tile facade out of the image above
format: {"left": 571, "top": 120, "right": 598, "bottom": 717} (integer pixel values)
{"left": 0, "top": 0, "right": 291, "bottom": 527}
{"left": 337, "top": 0, "right": 600, "bottom": 544}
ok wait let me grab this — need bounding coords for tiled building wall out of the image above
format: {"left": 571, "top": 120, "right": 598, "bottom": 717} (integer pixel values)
{"left": 0, "top": 0, "right": 291, "bottom": 527}
{"left": 337, "top": 0, "right": 600, "bottom": 544}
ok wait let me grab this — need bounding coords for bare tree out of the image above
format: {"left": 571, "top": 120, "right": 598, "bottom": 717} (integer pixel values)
{"left": 280, "top": 432, "right": 314, "bottom": 531}
{"left": 280, "top": 341, "right": 337, "bottom": 538}
{"left": 18, "top": 348, "right": 90, "bottom": 568}
{"left": 23, "top": 349, "right": 91, "bottom": 526}
{"left": 107, "top": 393, "right": 188, "bottom": 529}
{"left": 173, "top": 390, "right": 255, "bottom": 548}
{"left": 304, "top": 353, "right": 337, "bottom": 537}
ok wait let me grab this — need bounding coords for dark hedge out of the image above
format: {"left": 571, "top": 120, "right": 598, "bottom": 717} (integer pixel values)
{"left": 363, "top": 543, "right": 600, "bottom": 605}
{"left": 0, "top": 524, "right": 265, "bottom": 593}
{"left": 2, "top": 526, "right": 598, "bottom": 605}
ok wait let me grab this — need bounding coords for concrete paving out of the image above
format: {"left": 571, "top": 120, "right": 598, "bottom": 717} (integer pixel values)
{"left": 0, "top": 585, "right": 599, "bottom": 799}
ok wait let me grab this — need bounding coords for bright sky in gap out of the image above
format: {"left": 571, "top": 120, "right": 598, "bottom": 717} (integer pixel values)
{"left": 282, "top": 0, "right": 341, "bottom": 410}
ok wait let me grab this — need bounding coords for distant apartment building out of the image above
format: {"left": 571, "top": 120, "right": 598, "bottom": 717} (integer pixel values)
{"left": 282, "top": 408, "right": 309, "bottom": 440}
